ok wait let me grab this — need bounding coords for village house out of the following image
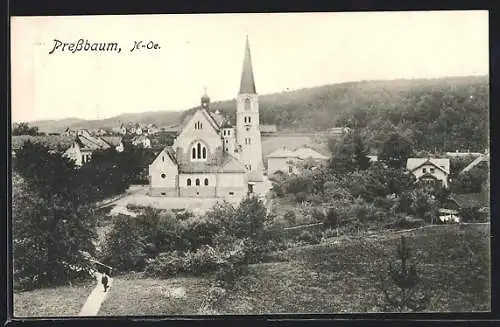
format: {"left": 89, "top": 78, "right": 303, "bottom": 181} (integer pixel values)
{"left": 266, "top": 146, "right": 329, "bottom": 175}
{"left": 148, "top": 36, "right": 265, "bottom": 199}
{"left": 132, "top": 134, "right": 152, "bottom": 148}
{"left": 64, "top": 131, "right": 114, "bottom": 166}
{"left": 11, "top": 135, "right": 75, "bottom": 157}
{"left": 260, "top": 124, "right": 277, "bottom": 136}
{"left": 102, "top": 136, "right": 124, "bottom": 152}
{"left": 62, "top": 128, "right": 78, "bottom": 137}
{"left": 406, "top": 157, "right": 451, "bottom": 188}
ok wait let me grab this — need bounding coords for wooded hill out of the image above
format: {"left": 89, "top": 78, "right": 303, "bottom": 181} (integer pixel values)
{"left": 27, "top": 75, "right": 488, "bottom": 153}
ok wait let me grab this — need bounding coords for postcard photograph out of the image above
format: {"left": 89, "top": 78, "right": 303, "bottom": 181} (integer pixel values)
{"left": 10, "top": 11, "right": 490, "bottom": 317}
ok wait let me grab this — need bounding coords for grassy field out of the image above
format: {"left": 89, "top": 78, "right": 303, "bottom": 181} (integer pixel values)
{"left": 14, "top": 281, "right": 95, "bottom": 317}
{"left": 94, "top": 223, "right": 490, "bottom": 315}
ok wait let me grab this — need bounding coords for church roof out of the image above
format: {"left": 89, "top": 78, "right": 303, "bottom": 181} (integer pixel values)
{"left": 239, "top": 35, "right": 257, "bottom": 95}
{"left": 177, "top": 152, "right": 246, "bottom": 174}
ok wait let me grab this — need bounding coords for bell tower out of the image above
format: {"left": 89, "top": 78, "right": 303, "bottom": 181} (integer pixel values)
{"left": 236, "top": 35, "right": 263, "bottom": 182}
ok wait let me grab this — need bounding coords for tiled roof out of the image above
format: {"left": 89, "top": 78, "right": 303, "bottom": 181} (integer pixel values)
{"left": 101, "top": 136, "right": 122, "bottom": 147}
{"left": 260, "top": 124, "right": 277, "bottom": 133}
{"left": 266, "top": 147, "right": 297, "bottom": 158}
{"left": 266, "top": 146, "right": 329, "bottom": 160}
{"left": 11, "top": 135, "right": 75, "bottom": 151}
{"left": 406, "top": 158, "right": 450, "bottom": 174}
{"left": 177, "top": 152, "right": 246, "bottom": 174}
{"left": 293, "top": 147, "right": 329, "bottom": 160}
{"left": 77, "top": 135, "right": 111, "bottom": 151}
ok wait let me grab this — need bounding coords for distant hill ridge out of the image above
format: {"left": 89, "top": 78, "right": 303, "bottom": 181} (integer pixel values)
{"left": 25, "top": 75, "right": 488, "bottom": 152}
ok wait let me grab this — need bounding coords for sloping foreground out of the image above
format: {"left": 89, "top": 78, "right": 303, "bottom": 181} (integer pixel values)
{"left": 13, "top": 224, "right": 489, "bottom": 316}
{"left": 14, "top": 282, "right": 94, "bottom": 317}
{"left": 97, "top": 224, "right": 490, "bottom": 315}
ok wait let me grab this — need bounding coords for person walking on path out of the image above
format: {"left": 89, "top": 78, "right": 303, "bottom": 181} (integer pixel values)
{"left": 101, "top": 273, "right": 109, "bottom": 292}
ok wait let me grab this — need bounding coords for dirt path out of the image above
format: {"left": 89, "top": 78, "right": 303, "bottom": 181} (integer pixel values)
{"left": 78, "top": 272, "right": 113, "bottom": 316}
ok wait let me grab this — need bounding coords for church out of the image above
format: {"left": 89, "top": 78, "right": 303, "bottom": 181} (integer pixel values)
{"left": 148, "top": 36, "right": 265, "bottom": 200}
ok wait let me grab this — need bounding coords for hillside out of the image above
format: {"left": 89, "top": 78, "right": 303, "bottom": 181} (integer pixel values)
{"left": 28, "top": 75, "right": 488, "bottom": 152}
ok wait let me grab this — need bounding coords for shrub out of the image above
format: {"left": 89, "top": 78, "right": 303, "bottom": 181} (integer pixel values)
{"left": 311, "top": 208, "right": 326, "bottom": 221}
{"left": 100, "top": 215, "right": 148, "bottom": 272}
{"left": 296, "top": 230, "right": 321, "bottom": 245}
{"left": 295, "top": 192, "right": 308, "bottom": 203}
{"left": 183, "top": 245, "right": 219, "bottom": 276}
{"left": 345, "top": 199, "right": 388, "bottom": 224}
{"left": 283, "top": 210, "right": 297, "bottom": 225}
{"left": 143, "top": 251, "right": 187, "bottom": 279}
{"left": 324, "top": 207, "right": 340, "bottom": 229}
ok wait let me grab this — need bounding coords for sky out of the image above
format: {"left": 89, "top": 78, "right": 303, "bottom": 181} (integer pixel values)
{"left": 11, "top": 11, "right": 489, "bottom": 122}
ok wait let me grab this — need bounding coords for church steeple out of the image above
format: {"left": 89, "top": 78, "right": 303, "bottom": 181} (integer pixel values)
{"left": 239, "top": 35, "right": 256, "bottom": 95}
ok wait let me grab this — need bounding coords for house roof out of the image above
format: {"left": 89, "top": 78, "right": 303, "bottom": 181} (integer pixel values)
{"left": 102, "top": 136, "right": 122, "bottom": 147}
{"left": 406, "top": 158, "right": 450, "bottom": 174}
{"left": 77, "top": 135, "right": 111, "bottom": 151}
{"left": 260, "top": 124, "right": 277, "bottom": 133}
{"left": 266, "top": 147, "right": 296, "bottom": 158}
{"left": 11, "top": 135, "right": 76, "bottom": 151}
{"left": 451, "top": 193, "right": 488, "bottom": 209}
{"left": 266, "top": 146, "right": 329, "bottom": 160}
{"left": 132, "top": 135, "right": 150, "bottom": 143}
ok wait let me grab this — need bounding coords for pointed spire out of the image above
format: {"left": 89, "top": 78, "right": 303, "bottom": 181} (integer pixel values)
{"left": 239, "top": 35, "right": 256, "bottom": 94}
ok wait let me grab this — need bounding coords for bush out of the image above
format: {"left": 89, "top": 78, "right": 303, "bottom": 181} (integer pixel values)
{"left": 143, "top": 251, "right": 187, "bottom": 279}
{"left": 296, "top": 230, "right": 321, "bottom": 245}
{"left": 311, "top": 208, "right": 326, "bottom": 221}
{"left": 100, "top": 215, "right": 148, "bottom": 272}
{"left": 284, "top": 210, "right": 297, "bottom": 225}
{"left": 387, "top": 215, "right": 425, "bottom": 229}
{"left": 184, "top": 245, "right": 219, "bottom": 276}
{"left": 345, "top": 199, "right": 388, "bottom": 224}
{"left": 295, "top": 192, "right": 308, "bottom": 203}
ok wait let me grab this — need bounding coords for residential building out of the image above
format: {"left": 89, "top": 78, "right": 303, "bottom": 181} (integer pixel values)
{"left": 64, "top": 132, "right": 114, "bottom": 166}
{"left": 148, "top": 35, "right": 265, "bottom": 199}
{"left": 267, "top": 146, "right": 329, "bottom": 175}
{"left": 132, "top": 135, "right": 152, "bottom": 148}
{"left": 260, "top": 124, "right": 277, "bottom": 135}
{"left": 406, "top": 158, "right": 451, "bottom": 188}
{"left": 102, "top": 136, "right": 124, "bottom": 152}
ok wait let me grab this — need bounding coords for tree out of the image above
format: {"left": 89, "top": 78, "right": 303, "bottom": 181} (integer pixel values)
{"left": 380, "top": 236, "right": 430, "bottom": 312}
{"left": 100, "top": 215, "right": 147, "bottom": 272}
{"left": 352, "top": 132, "right": 371, "bottom": 170}
{"left": 379, "top": 133, "right": 414, "bottom": 169}
{"left": 12, "top": 122, "right": 41, "bottom": 136}
{"left": 12, "top": 171, "right": 97, "bottom": 290}
{"left": 328, "top": 132, "right": 370, "bottom": 172}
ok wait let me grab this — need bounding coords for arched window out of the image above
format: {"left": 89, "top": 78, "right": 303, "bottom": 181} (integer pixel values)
{"left": 196, "top": 178, "right": 200, "bottom": 186}
{"left": 244, "top": 98, "right": 251, "bottom": 111}
{"left": 204, "top": 178, "right": 209, "bottom": 186}
{"left": 191, "top": 142, "right": 207, "bottom": 161}
{"left": 187, "top": 178, "right": 191, "bottom": 186}
{"left": 248, "top": 116, "right": 251, "bottom": 123}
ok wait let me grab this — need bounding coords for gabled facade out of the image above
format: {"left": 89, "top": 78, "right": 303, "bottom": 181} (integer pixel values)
{"left": 406, "top": 158, "right": 450, "bottom": 188}
{"left": 148, "top": 36, "right": 266, "bottom": 200}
